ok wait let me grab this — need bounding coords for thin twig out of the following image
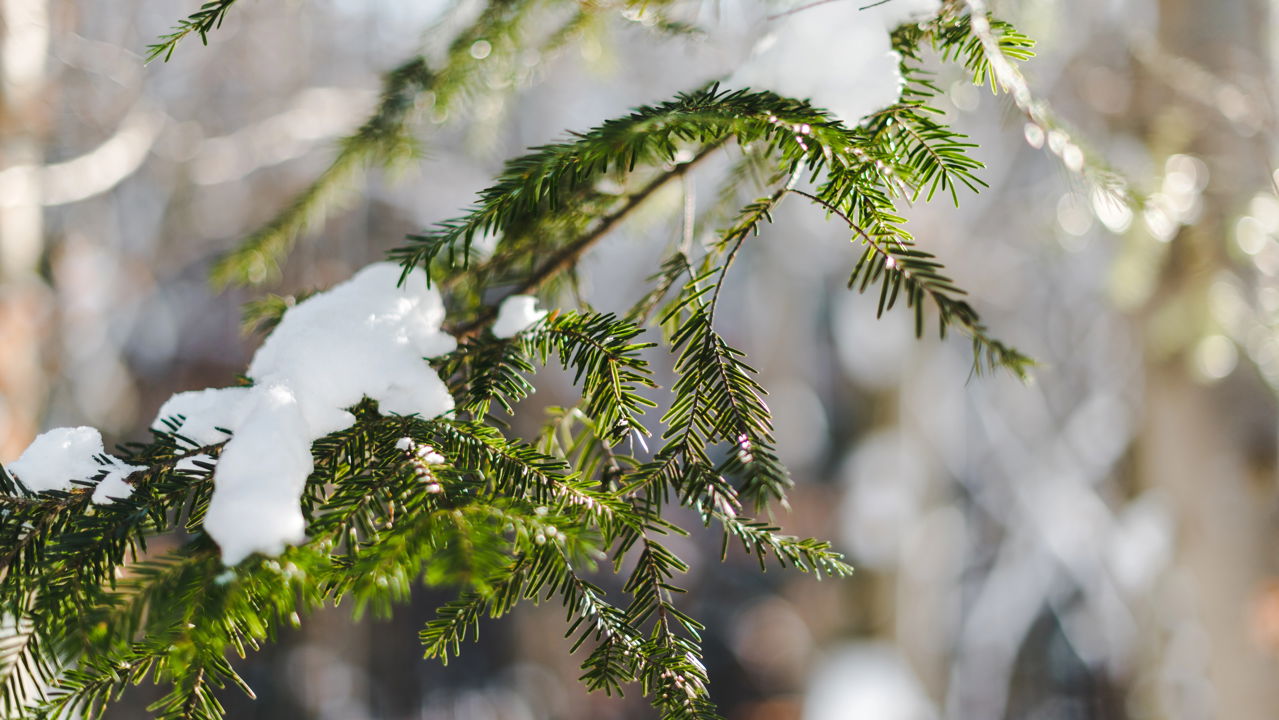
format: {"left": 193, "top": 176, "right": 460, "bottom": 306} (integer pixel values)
{"left": 180, "top": 667, "right": 207, "bottom": 720}
{"left": 452, "top": 142, "right": 724, "bottom": 338}
{"left": 708, "top": 181, "right": 792, "bottom": 321}
{"left": 787, "top": 188, "right": 900, "bottom": 264}
{"left": 680, "top": 175, "right": 696, "bottom": 258}
{"left": 707, "top": 236, "right": 747, "bottom": 323}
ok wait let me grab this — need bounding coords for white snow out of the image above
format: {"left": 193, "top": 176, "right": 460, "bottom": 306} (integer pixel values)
{"left": 7, "top": 427, "right": 103, "bottom": 494}
{"left": 201, "top": 383, "right": 314, "bottom": 565}
{"left": 491, "top": 295, "right": 548, "bottom": 338}
{"left": 6, "top": 426, "right": 145, "bottom": 504}
{"left": 152, "top": 387, "right": 254, "bottom": 447}
{"left": 152, "top": 262, "right": 458, "bottom": 565}
{"left": 731, "top": 0, "right": 942, "bottom": 127}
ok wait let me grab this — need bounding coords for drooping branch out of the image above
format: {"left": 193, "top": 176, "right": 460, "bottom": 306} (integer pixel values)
{"left": 790, "top": 187, "right": 1032, "bottom": 377}
{"left": 147, "top": 0, "right": 242, "bottom": 62}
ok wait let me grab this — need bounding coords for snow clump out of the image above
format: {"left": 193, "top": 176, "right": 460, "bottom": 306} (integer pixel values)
{"left": 491, "top": 294, "right": 548, "bottom": 338}
{"left": 153, "top": 262, "right": 458, "bottom": 565}
{"left": 732, "top": 0, "right": 943, "bottom": 127}
{"left": 5, "top": 426, "right": 146, "bottom": 504}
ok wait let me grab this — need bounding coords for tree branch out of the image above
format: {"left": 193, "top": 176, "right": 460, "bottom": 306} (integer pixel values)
{"left": 451, "top": 142, "right": 723, "bottom": 338}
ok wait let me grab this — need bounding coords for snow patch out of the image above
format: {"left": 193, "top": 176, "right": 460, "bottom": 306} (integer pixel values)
{"left": 7, "top": 427, "right": 103, "bottom": 494}
{"left": 732, "top": 0, "right": 942, "bottom": 127}
{"left": 153, "top": 387, "right": 254, "bottom": 447}
{"left": 492, "top": 295, "right": 548, "bottom": 338}
{"left": 152, "top": 262, "right": 458, "bottom": 565}
{"left": 6, "top": 426, "right": 145, "bottom": 504}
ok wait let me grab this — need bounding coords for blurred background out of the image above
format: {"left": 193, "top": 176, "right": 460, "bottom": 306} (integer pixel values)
{"left": 2, "top": 0, "right": 1278, "bottom": 718}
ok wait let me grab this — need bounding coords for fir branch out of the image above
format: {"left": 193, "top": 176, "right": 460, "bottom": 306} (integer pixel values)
{"left": 563, "top": 565, "right": 642, "bottom": 695}
{"left": 712, "top": 511, "right": 854, "bottom": 578}
{"left": 904, "top": 4, "right": 1035, "bottom": 94}
{"left": 624, "top": 193, "right": 792, "bottom": 511}
{"left": 664, "top": 300, "right": 792, "bottom": 508}
{"left": 68, "top": 550, "right": 221, "bottom": 655}
{"left": 901, "top": 5, "right": 1133, "bottom": 206}
{"left": 306, "top": 452, "right": 432, "bottom": 561}
{"left": 419, "top": 555, "right": 528, "bottom": 663}
{"left": 390, "top": 85, "right": 848, "bottom": 280}
{"left": 0, "top": 462, "right": 16, "bottom": 496}
{"left": 790, "top": 188, "right": 1034, "bottom": 377}
{"left": 332, "top": 502, "right": 589, "bottom": 618}
{"left": 420, "top": 591, "right": 494, "bottom": 663}
{"left": 147, "top": 0, "right": 241, "bottom": 63}
{"left": 0, "top": 615, "right": 52, "bottom": 717}
{"left": 446, "top": 143, "right": 722, "bottom": 338}
{"left": 32, "top": 546, "right": 287, "bottom": 720}
{"left": 866, "top": 70, "right": 988, "bottom": 206}
{"left": 441, "top": 336, "right": 538, "bottom": 418}
{"left": 522, "top": 312, "right": 658, "bottom": 445}
{"left": 622, "top": 537, "right": 719, "bottom": 720}
{"left": 8, "top": 8, "right": 1061, "bottom": 719}
{"left": 418, "top": 419, "right": 639, "bottom": 536}
{"left": 35, "top": 642, "right": 163, "bottom": 719}
{"left": 424, "top": 585, "right": 514, "bottom": 665}
{"left": 150, "top": 656, "right": 238, "bottom": 720}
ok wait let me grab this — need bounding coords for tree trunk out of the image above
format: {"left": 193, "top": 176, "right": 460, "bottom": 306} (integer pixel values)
{"left": 1135, "top": 1, "right": 1279, "bottom": 717}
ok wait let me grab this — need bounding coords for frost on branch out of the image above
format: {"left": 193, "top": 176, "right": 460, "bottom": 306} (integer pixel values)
{"left": 5, "top": 426, "right": 146, "bottom": 504}
{"left": 732, "top": 0, "right": 941, "bottom": 126}
{"left": 153, "top": 262, "right": 457, "bottom": 565}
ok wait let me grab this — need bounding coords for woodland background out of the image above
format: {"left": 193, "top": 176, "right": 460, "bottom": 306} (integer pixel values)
{"left": 1, "top": 0, "right": 1277, "bottom": 718}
